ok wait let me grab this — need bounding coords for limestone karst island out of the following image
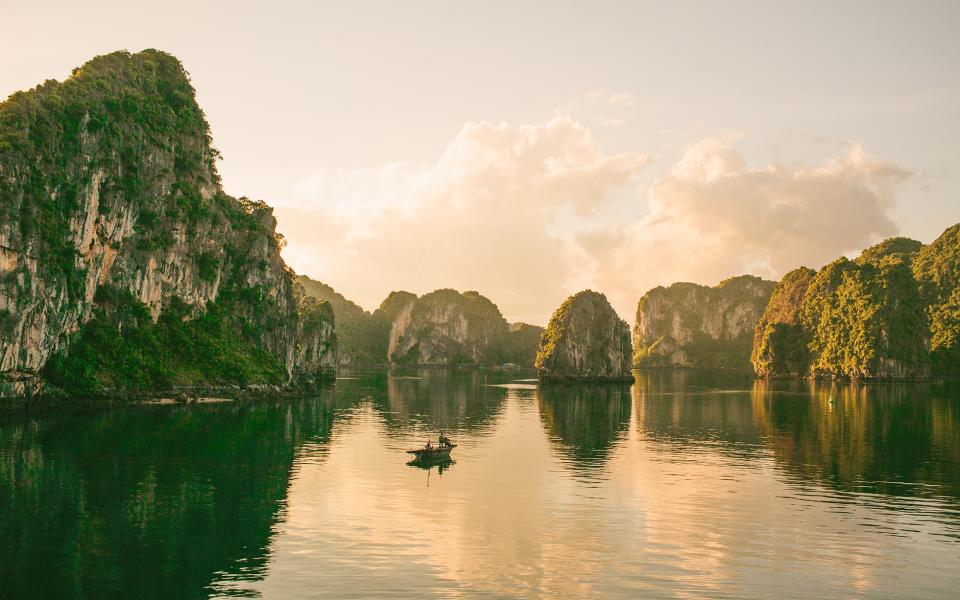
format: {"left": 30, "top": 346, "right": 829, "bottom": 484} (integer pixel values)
{"left": 2, "top": 4, "right": 960, "bottom": 599}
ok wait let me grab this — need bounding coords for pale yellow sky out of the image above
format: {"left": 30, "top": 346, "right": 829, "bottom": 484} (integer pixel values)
{"left": 3, "top": 1, "right": 959, "bottom": 323}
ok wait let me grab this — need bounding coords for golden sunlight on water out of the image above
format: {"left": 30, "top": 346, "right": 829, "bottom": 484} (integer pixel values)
{"left": 204, "top": 369, "right": 960, "bottom": 599}
{"left": 2, "top": 368, "right": 958, "bottom": 598}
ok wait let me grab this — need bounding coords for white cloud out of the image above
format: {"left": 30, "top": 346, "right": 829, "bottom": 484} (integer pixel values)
{"left": 582, "top": 138, "right": 909, "bottom": 317}
{"left": 278, "top": 115, "right": 648, "bottom": 324}
{"left": 277, "top": 119, "right": 908, "bottom": 325}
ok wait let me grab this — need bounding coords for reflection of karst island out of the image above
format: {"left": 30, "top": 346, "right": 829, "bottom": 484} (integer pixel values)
{"left": 0, "top": 394, "right": 348, "bottom": 597}
{"left": 539, "top": 383, "right": 632, "bottom": 467}
{"left": 1, "top": 49, "right": 959, "bottom": 402}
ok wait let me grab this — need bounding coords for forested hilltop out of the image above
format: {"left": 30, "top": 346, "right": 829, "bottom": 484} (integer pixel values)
{"left": 630, "top": 229, "right": 959, "bottom": 381}
{"left": 750, "top": 231, "right": 959, "bottom": 379}
{"left": 0, "top": 50, "right": 336, "bottom": 400}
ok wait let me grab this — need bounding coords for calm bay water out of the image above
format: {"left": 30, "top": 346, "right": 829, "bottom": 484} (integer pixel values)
{"left": 2, "top": 369, "right": 959, "bottom": 599}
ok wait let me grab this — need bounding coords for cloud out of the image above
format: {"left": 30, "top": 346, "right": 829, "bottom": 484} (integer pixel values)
{"left": 581, "top": 139, "right": 909, "bottom": 316}
{"left": 277, "top": 119, "right": 908, "bottom": 325}
{"left": 278, "top": 115, "right": 649, "bottom": 324}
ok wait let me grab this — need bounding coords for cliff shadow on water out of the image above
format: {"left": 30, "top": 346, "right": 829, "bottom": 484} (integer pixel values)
{"left": 751, "top": 378, "right": 960, "bottom": 500}
{"left": 632, "top": 368, "right": 960, "bottom": 502}
{"left": 632, "top": 368, "right": 768, "bottom": 453}
{"left": 538, "top": 382, "right": 632, "bottom": 470}
{"left": 0, "top": 392, "right": 354, "bottom": 599}
{"left": 362, "top": 366, "right": 513, "bottom": 439}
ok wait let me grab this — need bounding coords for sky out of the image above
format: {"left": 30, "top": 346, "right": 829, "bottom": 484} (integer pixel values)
{"left": 3, "top": 1, "right": 959, "bottom": 324}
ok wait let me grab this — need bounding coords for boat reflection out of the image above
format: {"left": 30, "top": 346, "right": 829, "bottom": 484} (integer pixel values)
{"left": 406, "top": 455, "right": 456, "bottom": 474}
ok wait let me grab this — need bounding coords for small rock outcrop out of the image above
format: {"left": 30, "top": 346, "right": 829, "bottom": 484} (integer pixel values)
{"left": 388, "top": 289, "right": 509, "bottom": 365}
{"left": 0, "top": 50, "right": 335, "bottom": 398}
{"left": 535, "top": 290, "right": 632, "bottom": 382}
{"left": 633, "top": 275, "right": 775, "bottom": 370}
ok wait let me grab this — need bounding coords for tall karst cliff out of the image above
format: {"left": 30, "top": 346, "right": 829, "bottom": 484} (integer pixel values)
{"left": 752, "top": 236, "right": 934, "bottom": 379}
{"left": 0, "top": 50, "right": 336, "bottom": 398}
{"left": 536, "top": 290, "right": 632, "bottom": 382}
{"left": 632, "top": 275, "right": 775, "bottom": 370}
{"left": 387, "top": 289, "right": 510, "bottom": 365}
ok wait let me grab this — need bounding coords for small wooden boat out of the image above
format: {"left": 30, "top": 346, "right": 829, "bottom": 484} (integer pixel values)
{"left": 406, "top": 442, "right": 456, "bottom": 461}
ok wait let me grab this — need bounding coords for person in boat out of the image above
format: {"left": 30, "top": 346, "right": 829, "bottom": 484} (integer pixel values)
{"left": 439, "top": 433, "right": 450, "bottom": 448}
{"left": 425, "top": 440, "right": 433, "bottom": 450}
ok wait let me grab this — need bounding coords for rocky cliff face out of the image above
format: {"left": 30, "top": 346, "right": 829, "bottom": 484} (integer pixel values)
{"left": 388, "top": 289, "right": 509, "bottom": 365}
{"left": 633, "top": 275, "right": 775, "bottom": 370}
{"left": 752, "top": 237, "right": 930, "bottom": 379}
{"left": 0, "top": 50, "right": 335, "bottom": 398}
{"left": 536, "top": 290, "right": 632, "bottom": 382}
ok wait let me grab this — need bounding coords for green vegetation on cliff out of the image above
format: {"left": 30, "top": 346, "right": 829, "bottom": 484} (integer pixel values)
{"left": 43, "top": 287, "right": 288, "bottom": 394}
{"left": 929, "top": 289, "right": 960, "bottom": 375}
{"left": 505, "top": 322, "right": 545, "bottom": 367}
{"left": 751, "top": 267, "right": 816, "bottom": 378}
{"left": 297, "top": 276, "right": 386, "bottom": 365}
{"left": 292, "top": 283, "right": 542, "bottom": 367}
{"left": 801, "top": 255, "right": 928, "bottom": 379}
{"left": 752, "top": 236, "right": 938, "bottom": 379}
{"left": 389, "top": 289, "right": 510, "bottom": 365}
{"left": 913, "top": 224, "right": 960, "bottom": 376}
{"left": 0, "top": 50, "right": 216, "bottom": 299}
{"left": 855, "top": 236, "right": 922, "bottom": 266}
{"left": 0, "top": 50, "right": 336, "bottom": 397}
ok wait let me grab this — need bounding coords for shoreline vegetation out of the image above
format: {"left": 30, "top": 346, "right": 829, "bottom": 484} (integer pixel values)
{"left": 1, "top": 49, "right": 958, "bottom": 402}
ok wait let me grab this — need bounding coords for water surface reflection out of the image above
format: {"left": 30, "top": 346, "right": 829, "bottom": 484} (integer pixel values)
{"left": 1, "top": 369, "right": 959, "bottom": 598}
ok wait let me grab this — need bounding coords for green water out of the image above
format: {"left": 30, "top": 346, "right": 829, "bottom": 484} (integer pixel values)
{"left": 2, "top": 369, "right": 959, "bottom": 598}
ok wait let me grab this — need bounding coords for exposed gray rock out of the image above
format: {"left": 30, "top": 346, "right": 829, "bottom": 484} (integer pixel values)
{"left": 633, "top": 275, "right": 774, "bottom": 370}
{"left": 536, "top": 290, "right": 632, "bottom": 382}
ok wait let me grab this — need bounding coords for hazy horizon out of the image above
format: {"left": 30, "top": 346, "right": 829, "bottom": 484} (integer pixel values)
{"left": 4, "top": 0, "right": 959, "bottom": 323}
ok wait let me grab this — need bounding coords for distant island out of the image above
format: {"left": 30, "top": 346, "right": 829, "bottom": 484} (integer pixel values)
{"left": 1, "top": 49, "right": 958, "bottom": 403}
{"left": 295, "top": 276, "right": 543, "bottom": 368}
